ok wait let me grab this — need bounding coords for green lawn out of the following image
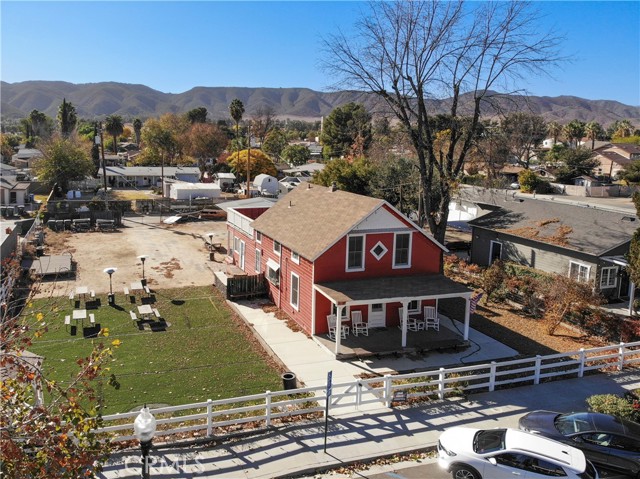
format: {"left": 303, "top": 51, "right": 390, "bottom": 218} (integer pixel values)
{"left": 26, "top": 286, "right": 283, "bottom": 414}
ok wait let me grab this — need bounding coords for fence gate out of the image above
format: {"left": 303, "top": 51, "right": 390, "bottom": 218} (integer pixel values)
{"left": 227, "top": 274, "right": 266, "bottom": 300}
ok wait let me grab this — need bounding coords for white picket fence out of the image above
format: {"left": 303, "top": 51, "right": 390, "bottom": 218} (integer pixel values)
{"left": 97, "top": 340, "right": 640, "bottom": 442}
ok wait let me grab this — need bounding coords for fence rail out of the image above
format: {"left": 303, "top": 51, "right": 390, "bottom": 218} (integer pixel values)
{"left": 96, "top": 340, "right": 640, "bottom": 442}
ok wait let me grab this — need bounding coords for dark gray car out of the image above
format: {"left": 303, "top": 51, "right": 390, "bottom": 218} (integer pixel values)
{"left": 519, "top": 411, "right": 640, "bottom": 478}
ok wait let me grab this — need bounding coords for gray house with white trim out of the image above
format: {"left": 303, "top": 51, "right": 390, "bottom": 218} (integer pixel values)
{"left": 468, "top": 197, "right": 638, "bottom": 301}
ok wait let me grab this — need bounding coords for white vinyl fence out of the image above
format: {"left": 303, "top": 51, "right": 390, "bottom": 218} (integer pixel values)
{"left": 97, "top": 340, "right": 640, "bottom": 442}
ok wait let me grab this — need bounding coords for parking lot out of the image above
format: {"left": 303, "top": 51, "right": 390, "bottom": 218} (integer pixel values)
{"left": 35, "top": 214, "right": 230, "bottom": 298}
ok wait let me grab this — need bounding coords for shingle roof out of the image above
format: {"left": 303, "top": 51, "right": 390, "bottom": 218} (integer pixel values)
{"left": 468, "top": 197, "right": 637, "bottom": 255}
{"left": 251, "top": 184, "right": 384, "bottom": 260}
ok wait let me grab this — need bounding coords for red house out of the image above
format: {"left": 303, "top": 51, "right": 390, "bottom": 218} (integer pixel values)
{"left": 225, "top": 184, "right": 473, "bottom": 355}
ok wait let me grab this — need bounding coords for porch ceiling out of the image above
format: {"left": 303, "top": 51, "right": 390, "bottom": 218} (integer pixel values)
{"left": 314, "top": 274, "right": 472, "bottom": 306}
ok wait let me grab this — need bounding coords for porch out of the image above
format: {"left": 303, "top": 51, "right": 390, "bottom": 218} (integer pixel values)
{"left": 314, "top": 313, "right": 467, "bottom": 359}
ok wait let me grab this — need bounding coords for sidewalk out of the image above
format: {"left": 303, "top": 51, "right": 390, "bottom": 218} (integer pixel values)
{"left": 98, "top": 299, "right": 639, "bottom": 478}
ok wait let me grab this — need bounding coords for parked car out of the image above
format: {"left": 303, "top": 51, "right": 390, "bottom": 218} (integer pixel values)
{"left": 519, "top": 410, "right": 640, "bottom": 477}
{"left": 438, "top": 427, "right": 598, "bottom": 479}
{"left": 198, "top": 208, "right": 227, "bottom": 221}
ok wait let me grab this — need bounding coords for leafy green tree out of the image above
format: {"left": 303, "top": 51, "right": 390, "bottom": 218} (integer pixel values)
{"left": 27, "top": 110, "right": 53, "bottom": 144}
{"left": 627, "top": 192, "right": 640, "bottom": 288}
{"left": 368, "top": 156, "right": 419, "bottom": 216}
{"left": 563, "top": 120, "right": 586, "bottom": 148}
{"left": 554, "top": 146, "right": 600, "bottom": 183}
{"left": 281, "top": 144, "right": 310, "bottom": 166}
{"left": 133, "top": 118, "right": 143, "bottom": 146}
{"left": 104, "top": 115, "right": 124, "bottom": 154}
{"left": 0, "top": 133, "right": 18, "bottom": 162}
{"left": 320, "top": 102, "right": 372, "bottom": 160}
{"left": 34, "top": 135, "right": 94, "bottom": 192}
{"left": 186, "top": 107, "right": 208, "bottom": 124}
{"left": 584, "top": 121, "right": 603, "bottom": 149}
{"left": 262, "top": 128, "right": 288, "bottom": 161}
{"left": 227, "top": 149, "right": 277, "bottom": 179}
{"left": 313, "top": 157, "right": 373, "bottom": 195}
{"left": 57, "top": 98, "right": 77, "bottom": 137}
{"left": 518, "top": 169, "right": 539, "bottom": 193}
{"left": 322, "top": 1, "right": 560, "bottom": 243}
{"left": 618, "top": 160, "right": 640, "bottom": 184}
{"left": 501, "top": 112, "right": 546, "bottom": 168}
{"left": 187, "top": 122, "right": 228, "bottom": 180}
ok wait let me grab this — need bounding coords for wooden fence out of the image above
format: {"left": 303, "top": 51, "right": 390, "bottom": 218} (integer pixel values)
{"left": 226, "top": 274, "right": 267, "bottom": 300}
{"left": 96, "top": 340, "right": 640, "bottom": 442}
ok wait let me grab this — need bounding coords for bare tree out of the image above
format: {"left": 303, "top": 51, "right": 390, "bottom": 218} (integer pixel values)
{"left": 322, "top": 0, "right": 562, "bottom": 243}
{"left": 251, "top": 105, "right": 276, "bottom": 146}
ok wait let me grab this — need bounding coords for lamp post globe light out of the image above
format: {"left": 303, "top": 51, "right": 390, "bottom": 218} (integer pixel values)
{"left": 137, "top": 255, "right": 149, "bottom": 285}
{"left": 103, "top": 267, "right": 117, "bottom": 305}
{"left": 134, "top": 405, "right": 157, "bottom": 479}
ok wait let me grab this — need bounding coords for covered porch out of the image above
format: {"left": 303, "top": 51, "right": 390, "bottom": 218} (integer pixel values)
{"left": 313, "top": 274, "right": 473, "bottom": 357}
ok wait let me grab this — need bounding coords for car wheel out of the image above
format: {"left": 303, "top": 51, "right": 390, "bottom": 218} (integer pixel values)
{"left": 451, "top": 464, "right": 481, "bottom": 479}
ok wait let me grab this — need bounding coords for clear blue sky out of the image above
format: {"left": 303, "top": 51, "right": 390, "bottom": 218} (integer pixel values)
{"left": 2, "top": 1, "right": 639, "bottom": 106}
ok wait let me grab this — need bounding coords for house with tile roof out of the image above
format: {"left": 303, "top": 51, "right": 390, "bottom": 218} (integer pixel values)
{"left": 593, "top": 143, "right": 640, "bottom": 180}
{"left": 225, "top": 183, "right": 473, "bottom": 356}
{"left": 467, "top": 196, "right": 638, "bottom": 301}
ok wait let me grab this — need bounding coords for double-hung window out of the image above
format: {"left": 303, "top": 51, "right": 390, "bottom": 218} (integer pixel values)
{"left": 346, "top": 235, "right": 364, "bottom": 271}
{"left": 255, "top": 249, "right": 262, "bottom": 273}
{"left": 393, "top": 233, "right": 411, "bottom": 268}
{"left": 569, "top": 261, "right": 590, "bottom": 283}
{"left": 290, "top": 273, "right": 300, "bottom": 310}
{"left": 274, "top": 240, "right": 281, "bottom": 256}
{"left": 291, "top": 251, "right": 300, "bottom": 264}
{"left": 600, "top": 266, "right": 617, "bottom": 288}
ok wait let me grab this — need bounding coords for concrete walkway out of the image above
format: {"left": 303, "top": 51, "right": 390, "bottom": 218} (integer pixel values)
{"left": 98, "top": 299, "right": 637, "bottom": 478}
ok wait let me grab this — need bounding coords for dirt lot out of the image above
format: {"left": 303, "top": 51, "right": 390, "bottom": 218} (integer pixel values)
{"left": 35, "top": 215, "right": 230, "bottom": 298}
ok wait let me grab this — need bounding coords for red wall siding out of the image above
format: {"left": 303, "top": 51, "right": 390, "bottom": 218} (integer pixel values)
{"left": 233, "top": 207, "right": 270, "bottom": 220}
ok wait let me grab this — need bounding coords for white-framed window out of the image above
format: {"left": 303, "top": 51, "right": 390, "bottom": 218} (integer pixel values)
{"left": 489, "top": 240, "right": 502, "bottom": 264}
{"left": 233, "top": 236, "right": 239, "bottom": 253}
{"left": 255, "top": 249, "right": 262, "bottom": 273}
{"left": 600, "top": 266, "right": 618, "bottom": 288}
{"left": 346, "top": 235, "right": 365, "bottom": 271}
{"left": 370, "top": 241, "right": 388, "bottom": 261}
{"left": 266, "top": 259, "right": 280, "bottom": 286}
{"left": 408, "top": 300, "right": 419, "bottom": 313}
{"left": 393, "top": 233, "right": 411, "bottom": 268}
{"left": 291, "top": 251, "right": 300, "bottom": 264}
{"left": 569, "top": 261, "right": 591, "bottom": 283}
{"left": 256, "top": 231, "right": 262, "bottom": 243}
{"left": 274, "top": 240, "right": 281, "bottom": 256}
{"left": 290, "top": 272, "right": 300, "bottom": 310}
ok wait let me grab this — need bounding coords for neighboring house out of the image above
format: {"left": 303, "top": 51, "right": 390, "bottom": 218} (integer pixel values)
{"left": 11, "top": 148, "right": 42, "bottom": 169}
{"left": 97, "top": 166, "right": 200, "bottom": 188}
{"left": 168, "top": 181, "right": 221, "bottom": 200}
{"left": 0, "top": 175, "right": 30, "bottom": 207}
{"left": 573, "top": 175, "right": 602, "bottom": 187}
{"left": 226, "top": 184, "right": 473, "bottom": 355}
{"left": 467, "top": 196, "right": 638, "bottom": 301}
{"left": 282, "top": 162, "right": 325, "bottom": 177}
{"left": 593, "top": 143, "right": 640, "bottom": 180}
{"left": 214, "top": 172, "right": 236, "bottom": 191}
{"left": 252, "top": 174, "right": 279, "bottom": 196}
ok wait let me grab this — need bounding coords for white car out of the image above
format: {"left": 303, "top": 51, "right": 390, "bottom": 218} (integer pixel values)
{"left": 438, "top": 427, "right": 599, "bottom": 479}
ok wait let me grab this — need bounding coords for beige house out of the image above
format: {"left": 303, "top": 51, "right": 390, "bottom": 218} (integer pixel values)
{"left": 593, "top": 143, "right": 640, "bottom": 180}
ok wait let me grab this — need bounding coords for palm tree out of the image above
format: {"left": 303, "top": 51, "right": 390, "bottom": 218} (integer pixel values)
{"left": 563, "top": 120, "right": 586, "bottom": 149}
{"left": 546, "top": 121, "right": 562, "bottom": 146}
{"left": 584, "top": 121, "right": 602, "bottom": 150}
{"left": 104, "top": 115, "right": 124, "bottom": 154}
{"left": 615, "top": 119, "right": 634, "bottom": 138}
{"left": 57, "top": 98, "right": 77, "bottom": 137}
{"left": 229, "top": 99, "right": 246, "bottom": 194}
{"left": 133, "top": 118, "right": 142, "bottom": 146}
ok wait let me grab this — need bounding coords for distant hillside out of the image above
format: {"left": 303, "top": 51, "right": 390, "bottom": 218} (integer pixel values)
{"left": 1, "top": 81, "right": 639, "bottom": 127}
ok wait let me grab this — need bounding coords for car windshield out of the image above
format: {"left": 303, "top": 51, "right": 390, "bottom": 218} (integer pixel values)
{"left": 555, "top": 413, "right": 595, "bottom": 436}
{"left": 473, "top": 429, "right": 506, "bottom": 454}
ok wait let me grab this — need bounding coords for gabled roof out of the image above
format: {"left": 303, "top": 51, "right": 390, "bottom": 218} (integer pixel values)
{"left": 468, "top": 197, "right": 637, "bottom": 256}
{"left": 251, "top": 184, "right": 384, "bottom": 260}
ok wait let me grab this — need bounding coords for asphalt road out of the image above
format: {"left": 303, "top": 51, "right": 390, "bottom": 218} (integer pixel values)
{"left": 358, "top": 460, "right": 631, "bottom": 479}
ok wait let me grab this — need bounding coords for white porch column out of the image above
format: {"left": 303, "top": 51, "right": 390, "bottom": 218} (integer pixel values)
{"left": 629, "top": 280, "right": 636, "bottom": 317}
{"left": 401, "top": 300, "right": 409, "bottom": 348}
{"left": 463, "top": 296, "right": 471, "bottom": 341}
{"left": 335, "top": 305, "right": 344, "bottom": 356}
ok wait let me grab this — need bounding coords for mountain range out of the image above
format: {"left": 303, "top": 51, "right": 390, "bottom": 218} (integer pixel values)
{"left": 1, "top": 81, "right": 639, "bottom": 127}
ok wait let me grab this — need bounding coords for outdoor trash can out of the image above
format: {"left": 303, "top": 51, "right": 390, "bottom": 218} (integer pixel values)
{"left": 108, "top": 293, "right": 115, "bottom": 305}
{"left": 282, "top": 372, "right": 297, "bottom": 390}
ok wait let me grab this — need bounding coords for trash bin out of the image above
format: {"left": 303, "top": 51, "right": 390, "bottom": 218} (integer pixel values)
{"left": 209, "top": 252, "right": 216, "bottom": 261}
{"left": 282, "top": 372, "right": 297, "bottom": 390}
{"left": 108, "top": 293, "right": 115, "bottom": 305}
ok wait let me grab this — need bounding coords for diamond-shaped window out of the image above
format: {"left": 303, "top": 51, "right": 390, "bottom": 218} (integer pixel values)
{"left": 370, "top": 241, "right": 388, "bottom": 261}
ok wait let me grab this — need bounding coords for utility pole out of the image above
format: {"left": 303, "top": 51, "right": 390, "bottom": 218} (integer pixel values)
{"left": 97, "top": 122, "right": 107, "bottom": 197}
{"left": 246, "top": 125, "right": 251, "bottom": 198}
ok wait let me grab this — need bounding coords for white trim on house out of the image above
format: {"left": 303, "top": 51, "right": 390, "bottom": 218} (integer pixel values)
{"left": 392, "top": 232, "right": 412, "bottom": 269}
{"left": 489, "top": 240, "right": 502, "bottom": 264}
{"left": 291, "top": 251, "right": 300, "bottom": 264}
{"left": 569, "top": 261, "right": 591, "bottom": 283}
{"left": 345, "top": 234, "right": 365, "bottom": 272}
{"left": 600, "top": 266, "right": 618, "bottom": 288}
{"left": 370, "top": 241, "right": 388, "bottom": 261}
{"left": 290, "top": 272, "right": 300, "bottom": 311}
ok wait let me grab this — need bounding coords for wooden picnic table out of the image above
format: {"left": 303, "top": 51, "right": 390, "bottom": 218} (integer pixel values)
{"left": 137, "top": 304, "right": 153, "bottom": 320}
{"left": 72, "top": 309, "right": 87, "bottom": 322}
{"left": 130, "top": 281, "right": 144, "bottom": 295}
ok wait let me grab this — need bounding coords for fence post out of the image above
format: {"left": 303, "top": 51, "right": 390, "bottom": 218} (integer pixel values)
{"left": 356, "top": 379, "right": 362, "bottom": 409}
{"left": 438, "top": 368, "right": 446, "bottom": 400}
{"left": 534, "top": 355, "right": 542, "bottom": 384}
{"left": 578, "top": 349, "right": 585, "bottom": 378}
{"left": 384, "top": 375, "right": 392, "bottom": 408}
{"left": 206, "top": 398, "right": 213, "bottom": 436}
{"left": 265, "top": 390, "right": 272, "bottom": 427}
{"left": 619, "top": 343, "right": 626, "bottom": 371}
{"left": 489, "top": 362, "right": 497, "bottom": 392}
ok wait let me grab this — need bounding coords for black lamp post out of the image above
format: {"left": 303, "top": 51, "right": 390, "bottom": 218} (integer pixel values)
{"left": 134, "top": 405, "right": 156, "bottom": 479}
{"left": 103, "top": 267, "right": 117, "bottom": 304}
{"left": 138, "top": 255, "right": 148, "bottom": 285}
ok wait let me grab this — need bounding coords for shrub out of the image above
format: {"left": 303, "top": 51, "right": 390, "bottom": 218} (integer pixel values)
{"left": 586, "top": 394, "right": 640, "bottom": 422}
{"left": 518, "top": 169, "right": 539, "bottom": 193}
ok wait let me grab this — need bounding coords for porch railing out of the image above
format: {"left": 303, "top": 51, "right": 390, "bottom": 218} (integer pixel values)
{"left": 95, "top": 340, "right": 640, "bottom": 442}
